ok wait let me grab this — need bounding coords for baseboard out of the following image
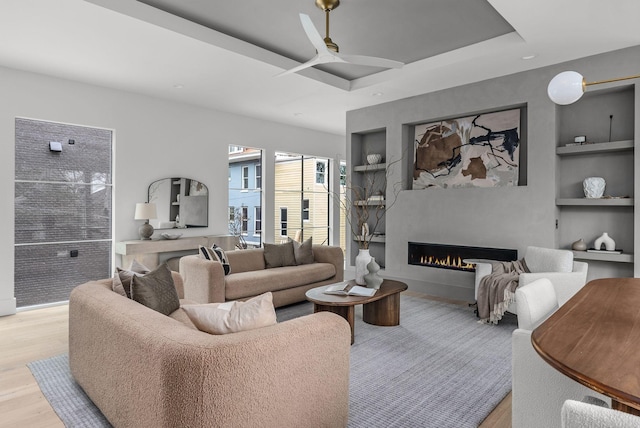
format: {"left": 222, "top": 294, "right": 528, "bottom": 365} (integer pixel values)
{"left": 0, "top": 297, "right": 17, "bottom": 316}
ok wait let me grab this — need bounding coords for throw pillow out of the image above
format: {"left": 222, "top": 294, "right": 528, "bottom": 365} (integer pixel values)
{"left": 112, "top": 259, "right": 150, "bottom": 298}
{"left": 290, "top": 237, "right": 314, "bottom": 265}
{"left": 198, "top": 245, "right": 218, "bottom": 261}
{"left": 211, "top": 244, "right": 231, "bottom": 275}
{"left": 130, "top": 263, "right": 180, "bottom": 316}
{"left": 263, "top": 241, "right": 297, "bottom": 268}
{"left": 181, "top": 292, "right": 277, "bottom": 335}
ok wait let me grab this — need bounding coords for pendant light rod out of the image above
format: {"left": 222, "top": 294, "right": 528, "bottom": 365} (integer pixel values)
{"left": 585, "top": 73, "right": 640, "bottom": 87}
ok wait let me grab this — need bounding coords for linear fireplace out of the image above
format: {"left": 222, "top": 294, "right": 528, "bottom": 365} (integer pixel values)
{"left": 408, "top": 242, "right": 518, "bottom": 272}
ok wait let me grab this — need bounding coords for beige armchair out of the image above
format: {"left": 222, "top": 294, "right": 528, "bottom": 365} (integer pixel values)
{"left": 474, "top": 246, "right": 588, "bottom": 314}
{"left": 562, "top": 399, "right": 640, "bottom": 428}
{"left": 512, "top": 278, "right": 609, "bottom": 428}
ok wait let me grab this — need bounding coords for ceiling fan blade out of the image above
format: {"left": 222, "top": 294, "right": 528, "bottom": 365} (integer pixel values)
{"left": 336, "top": 53, "right": 404, "bottom": 69}
{"left": 275, "top": 55, "right": 324, "bottom": 77}
{"left": 299, "top": 13, "right": 329, "bottom": 54}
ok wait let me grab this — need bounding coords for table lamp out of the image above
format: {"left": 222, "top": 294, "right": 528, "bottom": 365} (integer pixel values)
{"left": 134, "top": 202, "right": 157, "bottom": 240}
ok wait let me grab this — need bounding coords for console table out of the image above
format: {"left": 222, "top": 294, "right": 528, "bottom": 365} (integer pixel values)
{"left": 115, "top": 235, "right": 237, "bottom": 269}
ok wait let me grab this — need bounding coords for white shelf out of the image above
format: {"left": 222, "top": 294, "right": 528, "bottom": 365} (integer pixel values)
{"left": 353, "top": 235, "right": 386, "bottom": 243}
{"left": 556, "top": 140, "right": 634, "bottom": 156}
{"left": 353, "top": 163, "right": 386, "bottom": 172}
{"left": 354, "top": 200, "right": 386, "bottom": 206}
{"left": 556, "top": 198, "right": 634, "bottom": 206}
{"left": 572, "top": 250, "right": 634, "bottom": 263}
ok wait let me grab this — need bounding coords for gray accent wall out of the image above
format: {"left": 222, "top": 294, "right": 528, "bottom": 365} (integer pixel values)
{"left": 347, "top": 45, "right": 640, "bottom": 301}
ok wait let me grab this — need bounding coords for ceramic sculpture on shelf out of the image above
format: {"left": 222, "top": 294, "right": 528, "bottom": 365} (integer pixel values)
{"left": 366, "top": 153, "right": 382, "bottom": 165}
{"left": 571, "top": 238, "right": 587, "bottom": 251}
{"left": 583, "top": 177, "right": 605, "bottom": 198}
{"left": 594, "top": 233, "right": 616, "bottom": 251}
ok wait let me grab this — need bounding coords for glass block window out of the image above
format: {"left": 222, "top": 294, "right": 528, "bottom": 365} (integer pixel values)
{"left": 14, "top": 118, "right": 113, "bottom": 307}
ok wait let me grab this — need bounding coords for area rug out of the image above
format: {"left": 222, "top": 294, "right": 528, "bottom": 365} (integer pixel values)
{"left": 29, "top": 295, "right": 516, "bottom": 428}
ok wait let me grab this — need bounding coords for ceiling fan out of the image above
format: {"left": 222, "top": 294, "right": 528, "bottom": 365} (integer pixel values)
{"left": 277, "top": 0, "right": 404, "bottom": 77}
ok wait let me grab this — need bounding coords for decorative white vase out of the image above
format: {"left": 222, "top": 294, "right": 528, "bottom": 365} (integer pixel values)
{"left": 583, "top": 177, "right": 605, "bottom": 198}
{"left": 364, "top": 257, "right": 384, "bottom": 289}
{"left": 355, "top": 249, "right": 372, "bottom": 285}
{"left": 594, "top": 232, "right": 616, "bottom": 251}
{"left": 367, "top": 154, "right": 382, "bottom": 165}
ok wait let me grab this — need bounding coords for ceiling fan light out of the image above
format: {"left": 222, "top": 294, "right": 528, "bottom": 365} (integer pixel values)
{"left": 547, "top": 71, "right": 585, "bottom": 105}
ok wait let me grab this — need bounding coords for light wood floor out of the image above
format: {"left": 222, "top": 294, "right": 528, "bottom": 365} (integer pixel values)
{"left": 0, "top": 300, "right": 511, "bottom": 428}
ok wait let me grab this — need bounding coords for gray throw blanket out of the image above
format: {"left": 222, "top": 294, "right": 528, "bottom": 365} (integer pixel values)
{"left": 477, "top": 258, "right": 529, "bottom": 324}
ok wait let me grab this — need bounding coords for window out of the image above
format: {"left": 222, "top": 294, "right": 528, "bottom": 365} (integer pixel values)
{"left": 315, "top": 160, "right": 326, "bottom": 184}
{"left": 280, "top": 207, "right": 288, "bottom": 236}
{"left": 228, "top": 206, "right": 235, "bottom": 222}
{"left": 302, "top": 199, "right": 310, "bottom": 221}
{"left": 241, "top": 206, "right": 248, "bottom": 234}
{"left": 228, "top": 145, "right": 262, "bottom": 248}
{"left": 254, "top": 207, "right": 262, "bottom": 234}
{"left": 255, "top": 164, "right": 262, "bottom": 189}
{"left": 242, "top": 166, "right": 249, "bottom": 189}
{"left": 340, "top": 164, "right": 347, "bottom": 186}
{"left": 274, "top": 152, "right": 330, "bottom": 246}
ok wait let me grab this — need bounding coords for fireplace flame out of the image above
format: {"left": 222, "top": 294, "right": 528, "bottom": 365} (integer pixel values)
{"left": 419, "top": 255, "right": 475, "bottom": 270}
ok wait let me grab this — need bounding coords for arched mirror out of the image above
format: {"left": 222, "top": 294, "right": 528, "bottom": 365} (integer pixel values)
{"left": 148, "top": 177, "right": 208, "bottom": 229}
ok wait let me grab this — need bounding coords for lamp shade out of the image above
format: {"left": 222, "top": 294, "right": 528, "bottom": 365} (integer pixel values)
{"left": 134, "top": 202, "right": 157, "bottom": 220}
{"left": 547, "top": 71, "right": 585, "bottom": 105}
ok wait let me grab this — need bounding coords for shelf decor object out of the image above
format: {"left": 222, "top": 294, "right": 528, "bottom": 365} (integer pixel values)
{"left": 355, "top": 248, "right": 372, "bottom": 285}
{"left": 134, "top": 202, "right": 157, "bottom": 240}
{"left": 367, "top": 153, "right": 382, "bottom": 165}
{"left": 547, "top": 71, "right": 640, "bottom": 105}
{"left": 364, "top": 257, "right": 384, "bottom": 289}
{"left": 583, "top": 177, "right": 606, "bottom": 198}
{"left": 594, "top": 232, "right": 616, "bottom": 252}
{"left": 571, "top": 238, "right": 588, "bottom": 251}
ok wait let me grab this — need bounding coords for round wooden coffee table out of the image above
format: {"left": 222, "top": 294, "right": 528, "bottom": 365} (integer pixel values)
{"left": 305, "top": 279, "right": 408, "bottom": 344}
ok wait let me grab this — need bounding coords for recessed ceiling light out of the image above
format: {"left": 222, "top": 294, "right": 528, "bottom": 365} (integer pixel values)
{"left": 173, "top": 84, "right": 184, "bottom": 89}
{"left": 372, "top": 92, "right": 384, "bottom": 97}
{"left": 521, "top": 54, "right": 537, "bottom": 60}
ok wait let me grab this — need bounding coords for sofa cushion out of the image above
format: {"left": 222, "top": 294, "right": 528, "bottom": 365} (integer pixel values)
{"left": 130, "top": 263, "right": 180, "bottom": 316}
{"left": 225, "top": 263, "right": 336, "bottom": 300}
{"left": 181, "top": 292, "right": 277, "bottom": 334}
{"left": 524, "top": 246, "right": 574, "bottom": 273}
{"left": 263, "top": 241, "right": 297, "bottom": 268}
{"left": 211, "top": 244, "right": 231, "bottom": 275}
{"left": 112, "top": 259, "right": 150, "bottom": 298}
{"left": 226, "top": 248, "right": 266, "bottom": 273}
{"left": 291, "top": 237, "right": 314, "bottom": 265}
{"left": 198, "top": 245, "right": 231, "bottom": 275}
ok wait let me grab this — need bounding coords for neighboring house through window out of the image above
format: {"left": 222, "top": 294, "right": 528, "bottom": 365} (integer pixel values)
{"left": 242, "top": 206, "right": 248, "bottom": 234}
{"left": 254, "top": 207, "right": 262, "bottom": 235}
{"left": 302, "top": 199, "right": 309, "bottom": 221}
{"left": 280, "top": 207, "right": 288, "bottom": 236}
{"left": 255, "top": 164, "right": 261, "bottom": 189}
{"left": 242, "top": 166, "right": 249, "bottom": 190}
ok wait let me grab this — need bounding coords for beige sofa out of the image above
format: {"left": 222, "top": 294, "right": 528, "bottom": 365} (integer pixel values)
{"left": 69, "top": 272, "right": 351, "bottom": 428}
{"left": 179, "top": 245, "right": 344, "bottom": 307}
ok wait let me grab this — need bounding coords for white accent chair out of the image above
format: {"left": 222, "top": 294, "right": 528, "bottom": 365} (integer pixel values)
{"left": 512, "top": 278, "right": 609, "bottom": 428}
{"left": 562, "top": 399, "right": 640, "bottom": 428}
{"left": 474, "top": 246, "right": 588, "bottom": 314}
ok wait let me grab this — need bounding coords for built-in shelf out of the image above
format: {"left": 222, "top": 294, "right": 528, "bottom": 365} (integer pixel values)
{"left": 572, "top": 250, "right": 634, "bottom": 263}
{"left": 354, "top": 200, "right": 386, "bottom": 206}
{"left": 556, "top": 198, "right": 634, "bottom": 206}
{"left": 353, "top": 163, "right": 386, "bottom": 172}
{"left": 353, "top": 235, "right": 386, "bottom": 243}
{"left": 556, "top": 140, "right": 634, "bottom": 156}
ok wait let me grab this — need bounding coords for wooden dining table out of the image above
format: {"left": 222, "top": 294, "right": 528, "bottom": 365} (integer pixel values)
{"left": 531, "top": 277, "right": 640, "bottom": 415}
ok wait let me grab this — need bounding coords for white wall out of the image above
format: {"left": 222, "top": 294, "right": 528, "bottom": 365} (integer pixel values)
{"left": 0, "top": 65, "right": 344, "bottom": 315}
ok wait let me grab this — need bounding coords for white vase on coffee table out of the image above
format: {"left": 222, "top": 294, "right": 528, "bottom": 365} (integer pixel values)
{"left": 355, "top": 249, "right": 372, "bottom": 285}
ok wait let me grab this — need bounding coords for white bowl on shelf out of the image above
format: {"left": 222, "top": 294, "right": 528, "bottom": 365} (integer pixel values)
{"left": 367, "top": 154, "right": 382, "bottom": 165}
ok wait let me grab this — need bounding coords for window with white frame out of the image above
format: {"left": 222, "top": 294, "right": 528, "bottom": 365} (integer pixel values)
{"left": 229, "top": 145, "right": 243, "bottom": 154}
{"left": 315, "top": 160, "right": 326, "bottom": 184}
{"left": 302, "top": 199, "right": 310, "bottom": 221}
{"left": 255, "top": 164, "right": 262, "bottom": 189}
{"left": 254, "top": 207, "right": 261, "bottom": 234}
{"left": 280, "top": 207, "right": 288, "bottom": 236}
{"left": 242, "top": 166, "right": 249, "bottom": 189}
{"left": 241, "top": 206, "right": 248, "bottom": 234}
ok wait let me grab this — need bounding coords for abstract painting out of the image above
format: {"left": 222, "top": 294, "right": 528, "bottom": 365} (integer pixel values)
{"left": 413, "top": 109, "right": 521, "bottom": 189}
